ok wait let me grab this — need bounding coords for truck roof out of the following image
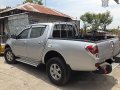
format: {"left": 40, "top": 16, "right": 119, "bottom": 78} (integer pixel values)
{"left": 30, "top": 22, "right": 73, "bottom": 26}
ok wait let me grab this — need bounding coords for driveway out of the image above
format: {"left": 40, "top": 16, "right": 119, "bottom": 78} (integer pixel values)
{"left": 0, "top": 56, "right": 120, "bottom": 90}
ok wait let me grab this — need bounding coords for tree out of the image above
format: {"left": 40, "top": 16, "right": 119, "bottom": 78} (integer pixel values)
{"left": 24, "top": 0, "right": 43, "bottom": 5}
{"left": 91, "top": 14, "right": 101, "bottom": 31}
{"left": 80, "top": 11, "right": 113, "bottom": 32}
{"left": 99, "top": 11, "right": 113, "bottom": 31}
{"left": 80, "top": 12, "right": 93, "bottom": 34}
{"left": 24, "top": 0, "right": 33, "bottom": 3}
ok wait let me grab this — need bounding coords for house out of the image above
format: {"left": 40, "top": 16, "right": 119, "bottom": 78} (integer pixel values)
{"left": 0, "top": 3, "right": 80, "bottom": 43}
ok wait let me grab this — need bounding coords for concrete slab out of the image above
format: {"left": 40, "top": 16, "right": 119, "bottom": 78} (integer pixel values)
{"left": 0, "top": 56, "right": 120, "bottom": 90}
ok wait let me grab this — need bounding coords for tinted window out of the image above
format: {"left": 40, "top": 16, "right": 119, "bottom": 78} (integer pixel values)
{"left": 61, "top": 24, "right": 68, "bottom": 38}
{"left": 68, "top": 25, "right": 76, "bottom": 38}
{"left": 18, "top": 29, "right": 29, "bottom": 39}
{"left": 53, "top": 24, "right": 76, "bottom": 38}
{"left": 53, "top": 24, "right": 61, "bottom": 38}
{"left": 30, "top": 26, "right": 46, "bottom": 38}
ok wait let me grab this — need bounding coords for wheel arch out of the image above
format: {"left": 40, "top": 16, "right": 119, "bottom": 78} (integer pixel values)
{"left": 44, "top": 50, "right": 67, "bottom": 65}
{"left": 5, "top": 44, "right": 11, "bottom": 49}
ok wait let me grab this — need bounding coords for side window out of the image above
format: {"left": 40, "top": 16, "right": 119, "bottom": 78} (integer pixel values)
{"left": 68, "top": 25, "right": 76, "bottom": 38}
{"left": 53, "top": 25, "right": 61, "bottom": 38}
{"left": 61, "top": 24, "right": 68, "bottom": 38}
{"left": 30, "top": 26, "right": 46, "bottom": 38}
{"left": 18, "top": 29, "right": 30, "bottom": 39}
{"left": 53, "top": 24, "right": 76, "bottom": 38}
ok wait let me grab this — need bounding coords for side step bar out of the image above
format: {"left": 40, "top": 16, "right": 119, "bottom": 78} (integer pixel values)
{"left": 16, "top": 58, "right": 41, "bottom": 67}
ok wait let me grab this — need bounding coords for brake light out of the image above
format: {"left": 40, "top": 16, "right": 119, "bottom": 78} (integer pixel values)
{"left": 86, "top": 45, "right": 99, "bottom": 55}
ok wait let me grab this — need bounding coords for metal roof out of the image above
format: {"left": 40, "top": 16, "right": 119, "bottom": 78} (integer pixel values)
{"left": 0, "top": 3, "right": 71, "bottom": 19}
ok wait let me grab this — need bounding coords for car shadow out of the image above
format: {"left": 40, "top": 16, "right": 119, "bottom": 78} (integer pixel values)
{"left": 5, "top": 61, "right": 118, "bottom": 90}
{"left": 61, "top": 71, "right": 117, "bottom": 90}
{"left": 114, "top": 54, "right": 120, "bottom": 63}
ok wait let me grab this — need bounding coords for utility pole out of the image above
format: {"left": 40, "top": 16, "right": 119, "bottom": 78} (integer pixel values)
{"left": 45, "top": 0, "right": 46, "bottom": 6}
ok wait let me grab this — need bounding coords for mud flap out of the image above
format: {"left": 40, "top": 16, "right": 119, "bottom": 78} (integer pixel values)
{"left": 93, "top": 62, "right": 112, "bottom": 74}
{"left": 113, "top": 56, "right": 120, "bottom": 63}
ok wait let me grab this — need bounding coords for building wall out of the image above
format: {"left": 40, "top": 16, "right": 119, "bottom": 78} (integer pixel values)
{"left": 28, "top": 13, "right": 71, "bottom": 24}
{"left": 8, "top": 13, "right": 29, "bottom": 35}
{"left": 5, "top": 12, "right": 80, "bottom": 35}
{"left": 6, "top": 13, "right": 72, "bottom": 35}
{"left": 70, "top": 20, "right": 80, "bottom": 30}
{"left": 28, "top": 13, "right": 80, "bottom": 29}
{"left": 0, "top": 21, "right": 4, "bottom": 35}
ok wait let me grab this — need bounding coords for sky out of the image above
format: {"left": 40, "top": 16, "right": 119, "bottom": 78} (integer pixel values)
{"left": 0, "top": 0, "right": 120, "bottom": 29}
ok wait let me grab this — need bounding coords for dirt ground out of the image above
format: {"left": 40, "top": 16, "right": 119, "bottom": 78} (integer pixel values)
{"left": 0, "top": 56, "right": 120, "bottom": 90}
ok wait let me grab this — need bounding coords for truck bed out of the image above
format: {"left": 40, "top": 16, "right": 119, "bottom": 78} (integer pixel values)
{"left": 51, "top": 36, "right": 120, "bottom": 63}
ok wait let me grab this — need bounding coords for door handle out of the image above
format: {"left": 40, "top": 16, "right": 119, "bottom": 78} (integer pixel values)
{"left": 38, "top": 41, "right": 43, "bottom": 44}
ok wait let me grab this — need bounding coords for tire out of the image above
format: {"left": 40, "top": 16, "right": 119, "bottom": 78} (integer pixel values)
{"left": 46, "top": 57, "right": 71, "bottom": 86}
{"left": 4, "top": 48, "right": 17, "bottom": 64}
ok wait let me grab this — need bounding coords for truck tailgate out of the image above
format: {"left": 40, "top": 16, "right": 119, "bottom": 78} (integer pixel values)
{"left": 97, "top": 38, "right": 120, "bottom": 62}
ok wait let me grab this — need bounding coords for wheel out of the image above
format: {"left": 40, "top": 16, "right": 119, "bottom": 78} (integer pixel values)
{"left": 4, "top": 48, "right": 17, "bottom": 64}
{"left": 46, "top": 57, "right": 71, "bottom": 86}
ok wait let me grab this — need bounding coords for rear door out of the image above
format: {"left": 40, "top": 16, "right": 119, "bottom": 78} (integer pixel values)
{"left": 26, "top": 25, "right": 47, "bottom": 61}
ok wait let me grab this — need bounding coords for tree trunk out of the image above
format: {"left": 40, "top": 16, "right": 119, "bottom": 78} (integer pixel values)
{"left": 103, "top": 25, "right": 106, "bottom": 31}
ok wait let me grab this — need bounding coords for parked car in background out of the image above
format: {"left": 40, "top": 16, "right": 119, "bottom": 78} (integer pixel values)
{"left": 0, "top": 43, "right": 5, "bottom": 54}
{"left": 4, "top": 22, "right": 120, "bottom": 85}
{"left": 0, "top": 35, "right": 7, "bottom": 54}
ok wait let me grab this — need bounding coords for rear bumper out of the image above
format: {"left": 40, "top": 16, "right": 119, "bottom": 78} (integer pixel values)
{"left": 93, "top": 57, "right": 120, "bottom": 74}
{"left": 93, "top": 62, "right": 112, "bottom": 74}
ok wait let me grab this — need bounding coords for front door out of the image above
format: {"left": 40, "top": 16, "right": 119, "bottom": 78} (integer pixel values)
{"left": 26, "top": 25, "right": 47, "bottom": 61}
{"left": 12, "top": 28, "right": 30, "bottom": 58}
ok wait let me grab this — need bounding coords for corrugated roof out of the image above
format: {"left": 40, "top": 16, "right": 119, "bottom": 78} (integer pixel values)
{"left": 1, "top": 3, "right": 71, "bottom": 19}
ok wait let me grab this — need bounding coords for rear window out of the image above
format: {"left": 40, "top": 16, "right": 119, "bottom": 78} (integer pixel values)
{"left": 53, "top": 24, "right": 76, "bottom": 38}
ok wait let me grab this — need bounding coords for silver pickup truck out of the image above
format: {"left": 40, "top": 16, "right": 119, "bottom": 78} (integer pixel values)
{"left": 4, "top": 22, "right": 120, "bottom": 85}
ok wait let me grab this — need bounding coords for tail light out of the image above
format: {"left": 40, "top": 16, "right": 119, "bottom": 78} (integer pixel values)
{"left": 86, "top": 45, "right": 99, "bottom": 56}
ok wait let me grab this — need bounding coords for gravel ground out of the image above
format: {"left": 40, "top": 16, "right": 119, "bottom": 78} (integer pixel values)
{"left": 0, "top": 56, "right": 120, "bottom": 90}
